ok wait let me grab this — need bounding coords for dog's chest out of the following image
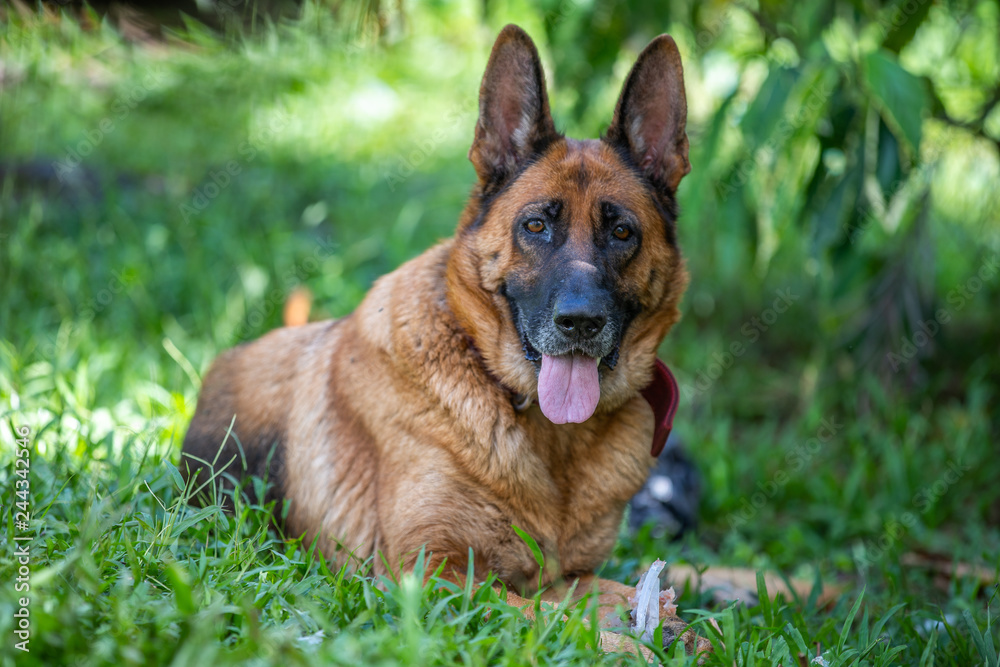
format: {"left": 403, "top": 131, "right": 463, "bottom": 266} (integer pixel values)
{"left": 479, "top": 414, "right": 652, "bottom": 585}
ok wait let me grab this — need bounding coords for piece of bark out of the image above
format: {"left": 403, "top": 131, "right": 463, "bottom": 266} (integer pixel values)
{"left": 668, "top": 564, "right": 842, "bottom": 608}
{"left": 901, "top": 551, "right": 998, "bottom": 589}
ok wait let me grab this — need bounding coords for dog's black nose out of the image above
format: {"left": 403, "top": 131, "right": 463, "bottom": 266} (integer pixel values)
{"left": 553, "top": 308, "right": 607, "bottom": 340}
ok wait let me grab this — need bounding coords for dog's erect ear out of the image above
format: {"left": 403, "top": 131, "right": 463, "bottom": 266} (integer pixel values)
{"left": 469, "top": 25, "right": 561, "bottom": 191}
{"left": 606, "top": 35, "right": 690, "bottom": 194}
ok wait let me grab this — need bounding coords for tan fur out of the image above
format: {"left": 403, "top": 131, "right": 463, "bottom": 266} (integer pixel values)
{"left": 182, "top": 24, "right": 707, "bottom": 657}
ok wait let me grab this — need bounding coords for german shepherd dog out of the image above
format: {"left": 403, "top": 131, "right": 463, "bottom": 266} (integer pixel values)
{"left": 183, "top": 24, "right": 708, "bottom": 656}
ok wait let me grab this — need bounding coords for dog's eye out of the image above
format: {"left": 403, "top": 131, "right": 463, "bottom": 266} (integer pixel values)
{"left": 525, "top": 219, "right": 546, "bottom": 234}
{"left": 613, "top": 225, "right": 631, "bottom": 241}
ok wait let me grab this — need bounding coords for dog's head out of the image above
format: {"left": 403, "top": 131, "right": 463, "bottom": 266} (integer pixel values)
{"left": 448, "top": 25, "right": 690, "bottom": 424}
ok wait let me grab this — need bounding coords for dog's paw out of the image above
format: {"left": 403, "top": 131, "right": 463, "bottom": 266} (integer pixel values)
{"left": 660, "top": 616, "right": 714, "bottom": 663}
{"left": 598, "top": 620, "right": 712, "bottom": 665}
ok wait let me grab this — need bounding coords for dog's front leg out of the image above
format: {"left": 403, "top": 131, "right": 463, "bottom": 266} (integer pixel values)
{"left": 430, "top": 568, "right": 710, "bottom": 660}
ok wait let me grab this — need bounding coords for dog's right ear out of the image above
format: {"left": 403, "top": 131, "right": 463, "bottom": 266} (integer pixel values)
{"left": 469, "top": 25, "right": 561, "bottom": 193}
{"left": 605, "top": 35, "right": 690, "bottom": 196}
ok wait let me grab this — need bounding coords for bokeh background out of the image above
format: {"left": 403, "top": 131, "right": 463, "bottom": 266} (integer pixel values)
{"left": 1, "top": 0, "right": 998, "bottom": 664}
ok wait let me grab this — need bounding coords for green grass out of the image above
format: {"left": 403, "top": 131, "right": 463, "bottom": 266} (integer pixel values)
{"left": 1, "top": 3, "right": 999, "bottom": 666}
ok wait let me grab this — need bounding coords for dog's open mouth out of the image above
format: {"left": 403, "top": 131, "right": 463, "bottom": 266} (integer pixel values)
{"left": 517, "top": 317, "right": 623, "bottom": 425}
{"left": 507, "top": 293, "right": 626, "bottom": 424}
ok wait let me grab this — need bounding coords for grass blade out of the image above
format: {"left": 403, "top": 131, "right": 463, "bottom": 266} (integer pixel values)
{"left": 838, "top": 587, "right": 866, "bottom": 653}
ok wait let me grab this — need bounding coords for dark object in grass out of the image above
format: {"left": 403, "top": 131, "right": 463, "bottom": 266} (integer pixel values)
{"left": 628, "top": 432, "right": 701, "bottom": 540}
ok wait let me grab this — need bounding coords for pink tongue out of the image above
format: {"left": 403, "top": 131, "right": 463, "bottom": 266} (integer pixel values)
{"left": 538, "top": 354, "right": 601, "bottom": 424}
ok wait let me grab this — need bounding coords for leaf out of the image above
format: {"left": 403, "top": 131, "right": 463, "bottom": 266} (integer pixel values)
{"left": 876, "top": 118, "right": 902, "bottom": 191}
{"left": 965, "top": 608, "right": 1000, "bottom": 666}
{"left": 164, "top": 560, "right": 194, "bottom": 614}
{"left": 164, "top": 460, "right": 185, "bottom": 491}
{"left": 871, "top": 603, "right": 907, "bottom": 641}
{"left": 838, "top": 587, "right": 866, "bottom": 652}
{"left": 461, "top": 547, "right": 475, "bottom": 617}
{"left": 784, "top": 622, "right": 810, "bottom": 656}
{"left": 862, "top": 49, "right": 928, "bottom": 158}
{"left": 740, "top": 67, "right": 798, "bottom": 146}
{"left": 168, "top": 506, "right": 219, "bottom": 537}
{"left": 757, "top": 570, "right": 775, "bottom": 627}
{"left": 811, "top": 160, "right": 862, "bottom": 251}
{"left": 722, "top": 605, "right": 738, "bottom": 663}
{"left": 918, "top": 629, "right": 937, "bottom": 667}
{"left": 881, "top": 0, "right": 934, "bottom": 54}
{"left": 880, "top": 646, "right": 908, "bottom": 665}
{"left": 511, "top": 525, "right": 544, "bottom": 570}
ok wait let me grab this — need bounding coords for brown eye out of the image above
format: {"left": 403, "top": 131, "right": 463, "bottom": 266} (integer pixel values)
{"left": 525, "top": 219, "right": 546, "bottom": 234}
{"left": 613, "top": 225, "right": 631, "bottom": 240}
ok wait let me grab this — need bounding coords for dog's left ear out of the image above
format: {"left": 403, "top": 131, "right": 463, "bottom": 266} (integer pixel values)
{"left": 606, "top": 35, "right": 690, "bottom": 195}
{"left": 469, "top": 25, "right": 561, "bottom": 192}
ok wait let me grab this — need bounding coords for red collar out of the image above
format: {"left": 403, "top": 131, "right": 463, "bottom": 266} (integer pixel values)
{"left": 640, "top": 359, "right": 680, "bottom": 457}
